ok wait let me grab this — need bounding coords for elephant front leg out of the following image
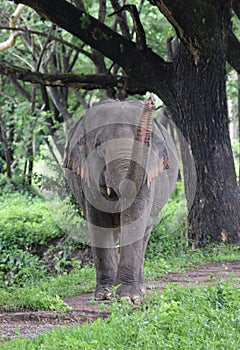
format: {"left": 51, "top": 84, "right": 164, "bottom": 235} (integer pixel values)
{"left": 116, "top": 238, "right": 144, "bottom": 304}
{"left": 116, "top": 198, "right": 150, "bottom": 303}
{"left": 92, "top": 246, "right": 119, "bottom": 300}
{"left": 88, "top": 219, "right": 120, "bottom": 301}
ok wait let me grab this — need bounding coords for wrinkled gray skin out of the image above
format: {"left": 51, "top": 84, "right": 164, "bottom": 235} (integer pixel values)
{"left": 64, "top": 99, "right": 178, "bottom": 303}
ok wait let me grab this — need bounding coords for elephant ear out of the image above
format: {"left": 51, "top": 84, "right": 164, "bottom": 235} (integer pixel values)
{"left": 63, "top": 130, "right": 89, "bottom": 217}
{"left": 63, "top": 135, "right": 90, "bottom": 187}
{"left": 146, "top": 143, "right": 170, "bottom": 189}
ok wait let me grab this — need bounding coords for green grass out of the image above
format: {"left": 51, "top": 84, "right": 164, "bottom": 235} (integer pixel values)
{"left": 0, "top": 266, "right": 95, "bottom": 311}
{"left": 1, "top": 242, "right": 239, "bottom": 312}
{"left": 1, "top": 187, "right": 240, "bottom": 348}
{"left": 145, "top": 243, "right": 240, "bottom": 280}
{"left": 2, "top": 281, "right": 240, "bottom": 349}
{"left": 0, "top": 288, "right": 69, "bottom": 312}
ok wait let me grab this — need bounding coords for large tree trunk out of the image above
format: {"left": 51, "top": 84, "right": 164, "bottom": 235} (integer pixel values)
{"left": 238, "top": 73, "right": 240, "bottom": 186}
{"left": 171, "top": 42, "right": 240, "bottom": 247}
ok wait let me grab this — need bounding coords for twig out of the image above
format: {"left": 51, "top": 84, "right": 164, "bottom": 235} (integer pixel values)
{"left": 109, "top": 4, "right": 147, "bottom": 50}
{"left": 36, "top": 24, "right": 55, "bottom": 72}
{"left": 0, "top": 26, "right": 93, "bottom": 59}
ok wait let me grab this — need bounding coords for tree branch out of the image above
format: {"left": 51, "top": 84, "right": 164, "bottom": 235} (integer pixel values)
{"left": 13, "top": 0, "right": 140, "bottom": 65}
{"left": 13, "top": 0, "right": 173, "bottom": 102}
{"left": 0, "top": 61, "right": 147, "bottom": 94}
{"left": 47, "top": 86, "right": 72, "bottom": 125}
{"left": 10, "top": 77, "right": 31, "bottom": 101}
{"left": 0, "top": 4, "right": 25, "bottom": 51}
{"left": 110, "top": 5, "right": 147, "bottom": 50}
{"left": 148, "top": 0, "right": 203, "bottom": 63}
{"left": 109, "top": 0, "right": 131, "bottom": 39}
{"left": 0, "top": 27, "right": 93, "bottom": 59}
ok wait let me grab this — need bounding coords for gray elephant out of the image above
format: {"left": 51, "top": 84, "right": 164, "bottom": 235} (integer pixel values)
{"left": 63, "top": 97, "right": 178, "bottom": 303}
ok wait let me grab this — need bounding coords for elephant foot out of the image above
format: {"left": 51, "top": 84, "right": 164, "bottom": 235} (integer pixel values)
{"left": 95, "top": 285, "right": 113, "bottom": 301}
{"left": 116, "top": 285, "right": 143, "bottom": 305}
{"left": 139, "top": 283, "right": 146, "bottom": 294}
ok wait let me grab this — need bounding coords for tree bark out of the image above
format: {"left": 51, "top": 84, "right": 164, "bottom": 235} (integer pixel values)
{"left": 171, "top": 45, "right": 240, "bottom": 246}
{"left": 238, "top": 73, "right": 240, "bottom": 186}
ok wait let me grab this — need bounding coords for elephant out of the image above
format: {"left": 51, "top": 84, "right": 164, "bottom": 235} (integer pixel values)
{"left": 63, "top": 97, "right": 178, "bottom": 303}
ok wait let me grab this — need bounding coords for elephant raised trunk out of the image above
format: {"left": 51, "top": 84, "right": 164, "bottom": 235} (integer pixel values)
{"left": 122, "top": 96, "right": 155, "bottom": 199}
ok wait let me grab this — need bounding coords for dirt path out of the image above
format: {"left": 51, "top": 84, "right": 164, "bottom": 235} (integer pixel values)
{"left": 1, "top": 261, "right": 240, "bottom": 342}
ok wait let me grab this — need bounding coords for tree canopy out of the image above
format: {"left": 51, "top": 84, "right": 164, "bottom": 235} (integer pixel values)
{"left": 1, "top": 1, "right": 240, "bottom": 97}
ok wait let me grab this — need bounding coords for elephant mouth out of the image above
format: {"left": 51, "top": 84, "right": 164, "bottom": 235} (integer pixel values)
{"left": 99, "top": 185, "right": 119, "bottom": 201}
{"left": 98, "top": 165, "right": 120, "bottom": 201}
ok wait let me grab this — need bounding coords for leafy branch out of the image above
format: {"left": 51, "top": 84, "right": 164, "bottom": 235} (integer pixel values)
{"left": 13, "top": 0, "right": 172, "bottom": 102}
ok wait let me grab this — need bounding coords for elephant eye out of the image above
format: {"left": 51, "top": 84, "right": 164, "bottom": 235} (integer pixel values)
{"left": 97, "top": 145, "right": 105, "bottom": 158}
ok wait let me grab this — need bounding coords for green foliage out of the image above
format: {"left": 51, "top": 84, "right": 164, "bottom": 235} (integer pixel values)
{"left": 0, "top": 249, "right": 46, "bottom": 286}
{"left": 0, "top": 188, "right": 92, "bottom": 287}
{"left": 0, "top": 265, "right": 95, "bottom": 311}
{"left": 2, "top": 281, "right": 240, "bottom": 349}
{"left": 140, "top": 2, "right": 174, "bottom": 58}
{"left": 43, "top": 266, "right": 95, "bottom": 298}
{"left": 0, "top": 192, "right": 61, "bottom": 247}
{"left": 0, "top": 174, "right": 35, "bottom": 194}
{"left": 0, "top": 191, "right": 62, "bottom": 285}
{"left": 145, "top": 243, "right": 240, "bottom": 281}
{"left": 0, "top": 287, "right": 69, "bottom": 312}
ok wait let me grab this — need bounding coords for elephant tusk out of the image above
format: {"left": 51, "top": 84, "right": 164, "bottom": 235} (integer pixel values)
{"left": 106, "top": 187, "right": 112, "bottom": 196}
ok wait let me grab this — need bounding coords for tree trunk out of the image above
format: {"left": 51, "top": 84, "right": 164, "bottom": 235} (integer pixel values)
{"left": 0, "top": 106, "right": 12, "bottom": 178}
{"left": 238, "top": 73, "right": 240, "bottom": 186}
{"left": 172, "top": 41, "right": 240, "bottom": 247}
{"left": 27, "top": 145, "right": 34, "bottom": 186}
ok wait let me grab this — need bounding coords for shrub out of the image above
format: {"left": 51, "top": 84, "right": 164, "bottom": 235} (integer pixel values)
{"left": 0, "top": 192, "right": 62, "bottom": 285}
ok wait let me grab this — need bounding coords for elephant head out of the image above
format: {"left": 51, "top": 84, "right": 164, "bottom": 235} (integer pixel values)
{"left": 64, "top": 97, "right": 169, "bottom": 213}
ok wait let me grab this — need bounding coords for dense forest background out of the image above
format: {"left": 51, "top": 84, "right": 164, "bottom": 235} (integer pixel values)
{"left": 0, "top": 1, "right": 239, "bottom": 247}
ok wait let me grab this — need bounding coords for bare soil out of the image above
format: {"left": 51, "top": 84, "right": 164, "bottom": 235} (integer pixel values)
{"left": 1, "top": 261, "right": 240, "bottom": 342}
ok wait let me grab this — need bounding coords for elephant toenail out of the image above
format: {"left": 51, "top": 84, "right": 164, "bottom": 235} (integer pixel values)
{"left": 132, "top": 295, "right": 142, "bottom": 305}
{"left": 120, "top": 295, "right": 132, "bottom": 302}
{"left": 95, "top": 293, "right": 105, "bottom": 301}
